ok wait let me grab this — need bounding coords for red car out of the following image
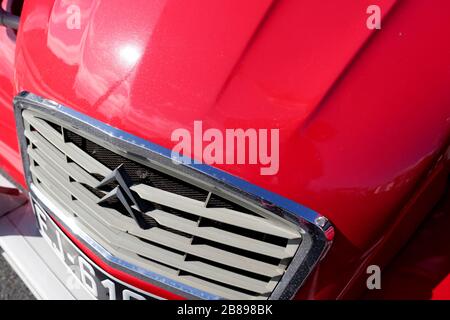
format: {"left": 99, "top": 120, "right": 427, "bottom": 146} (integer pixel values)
{"left": 0, "top": 0, "right": 449, "bottom": 300}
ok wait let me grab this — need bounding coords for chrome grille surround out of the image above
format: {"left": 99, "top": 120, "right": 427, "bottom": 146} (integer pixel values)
{"left": 14, "top": 92, "right": 334, "bottom": 300}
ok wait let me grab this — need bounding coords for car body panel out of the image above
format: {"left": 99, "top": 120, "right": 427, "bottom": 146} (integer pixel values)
{"left": 0, "top": 0, "right": 449, "bottom": 299}
{"left": 0, "top": 0, "right": 24, "bottom": 187}
{"left": 363, "top": 186, "right": 450, "bottom": 300}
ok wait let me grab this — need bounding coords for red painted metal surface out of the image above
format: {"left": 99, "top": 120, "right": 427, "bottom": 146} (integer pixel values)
{"left": 364, "top": 187, "right": 450, "bottom": 300}
{"left": 0, "top": 1, "right": 25, "bottom": 187}
{"left": 0, "top": 0, "right": 449, "bottom": 299}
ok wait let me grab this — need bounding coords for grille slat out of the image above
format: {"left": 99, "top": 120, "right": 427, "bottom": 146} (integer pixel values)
{"left": 29, "top": 152, "right": 130, "bottom": 231}
{"left": 148, "top": 210, "right": 297, "bottom": 259}
{"left": 132, "top": 184, "right": 299, "bottom": 239}
{"left": 26, "top": 129, "right": 298, "bottom": 240}
{"left": 27, "top": 143, "right": 99, "bottom": 188}
{"left": 30, "top": 151, "right": 294, "bottom": 261}
{"left": 23, "top": 111, "right": 111, "bottom": 176}
{"left": 179, "top": 275, "right": 267, "bottom": 300}
{"left": 29, "top": 144, "right": 288, "bottom": 276}
{"left": 23, "top": 109, "right": 303, "bottom": 300}
{"left": 30, "top": 164, "right": 274, "bottom": 293}
{"left": 135, "top": 229, "right": 285, "bottom": 277}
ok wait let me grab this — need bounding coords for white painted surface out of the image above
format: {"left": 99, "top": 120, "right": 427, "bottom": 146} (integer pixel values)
{"left": 0, "top": 203, "right": 93, "bottom": 300}
{"left": 0, "top": 174, "right": 15, "bottom": 188}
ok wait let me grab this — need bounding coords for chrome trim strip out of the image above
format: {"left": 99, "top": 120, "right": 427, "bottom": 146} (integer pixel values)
{"left": 14, "top": 92, "right": 334, "bottom": 300}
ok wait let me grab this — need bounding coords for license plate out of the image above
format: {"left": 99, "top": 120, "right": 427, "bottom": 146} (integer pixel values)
{"left": 31, "top": 199, "right": 156, "bottom": 300}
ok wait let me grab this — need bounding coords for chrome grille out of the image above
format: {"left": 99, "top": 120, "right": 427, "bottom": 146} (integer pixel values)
{"left": 21, "top": 109, "right": 304, "bottom": 299}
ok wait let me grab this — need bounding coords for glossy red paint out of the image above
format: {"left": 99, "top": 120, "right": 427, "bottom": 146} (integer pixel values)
{"left": 0, "top": 0, "right": 448, "bottom": 299}
{"left": 309, "top": 152, "right": 449, "bottom": 300}
{"left": 363, "top": 187, "right": 450, "bottom": 300}
{"left": 0, "top": 1, "right": 25, "bottom": 188}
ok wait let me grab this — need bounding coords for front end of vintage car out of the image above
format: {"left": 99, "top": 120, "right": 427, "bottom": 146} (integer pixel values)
{"left": 0, "top": 0, "right": 449, "bottom": 300}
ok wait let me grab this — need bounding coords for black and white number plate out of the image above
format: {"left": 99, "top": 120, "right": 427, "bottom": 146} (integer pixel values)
{"left": 31, "top": 199, "right": 156, "bottom": 300}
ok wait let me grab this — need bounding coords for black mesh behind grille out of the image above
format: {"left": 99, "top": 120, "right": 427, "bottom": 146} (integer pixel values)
{"left": 206, "top": 194, "right": 260, "bottom": 217}
{"left": 64, "top": 129, "right": 263, "bottom": 217}
{"left": 198, "top": 218, "right": 288, "bottom": 247}
{"left": 63, "top": 128, "right": 291, "bottom": 247}
{"left": 191, "top": 237, "right": 281, "bottom": 266}
{"left": 42, "top": 119, "right": 62, "bottom": 134}
{"left": 65, "top": 130, "right": 209, "bottom": 202}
